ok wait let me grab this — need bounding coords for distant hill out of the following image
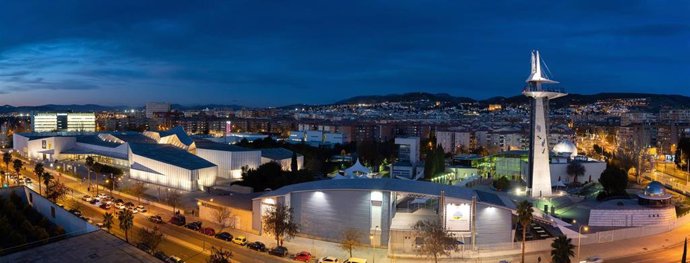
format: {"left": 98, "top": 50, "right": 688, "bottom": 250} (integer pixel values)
{"left": 0, "top": 104, "right": 126, "bottom": 113}
{"left": 171, "top": 104, "right": 247, "bottom": 111}
{"left": 333, "top": 92, "right": 690, "bottom": 110}
{"left": 335, "top": 92, "right": 476, "bottom": 105}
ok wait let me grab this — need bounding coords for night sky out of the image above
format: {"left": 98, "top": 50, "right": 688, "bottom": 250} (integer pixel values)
{"left": 0, "top": 1, "right": 688, "bottom": 106}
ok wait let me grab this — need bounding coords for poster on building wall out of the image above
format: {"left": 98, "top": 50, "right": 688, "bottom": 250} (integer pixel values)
{"left": 445, "top": 203, "right": 471, "bottom": 231}
{"left": 42, "top": 140, "right": 46, "bottom": 149}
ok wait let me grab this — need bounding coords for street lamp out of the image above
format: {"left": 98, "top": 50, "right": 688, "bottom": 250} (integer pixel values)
{"left": 577, "top": 225, "right": 589, "bottom": 261}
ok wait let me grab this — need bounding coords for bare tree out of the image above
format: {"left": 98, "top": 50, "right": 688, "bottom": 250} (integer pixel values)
{"left": 213, "top": 206, "right": 233, "bottom": 231}
{"left": 339, "top": 228, "right": 362, "bottom": 258}
{"left": 130, "top": 181, "right": 147, "bottom": 204}
{"left": 138, "top": 226, "right": 164, "bottom": 253}
{"left": 166, "top": 190, "right": 182, "bottom": 214}
{"left": 413, "top": 219, "right": 459, "bottom": 263}
{"left": 262, "top": 204, "right": 299, "bottom": 246}
{"left": 207, "top": 246, "right": 233, "bottom": 263}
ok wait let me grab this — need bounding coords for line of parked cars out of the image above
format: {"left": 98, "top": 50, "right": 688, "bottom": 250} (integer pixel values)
{"left": 82, "top": 194, "right": 147, "bottom": 214}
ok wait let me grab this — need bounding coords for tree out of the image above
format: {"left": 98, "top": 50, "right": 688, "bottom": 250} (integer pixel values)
{"left": 41, "top": 172, "right": 54, "bottom": 196}
{"left": 412, "top": 219, "right": 459, "bottom": 263}
{"left": 517, "top": 200, "right": 534, "bottom": 263}
{"left": 138, "top": 226, "right": 163, "bottom": 253}
{"left": 103, "top": 212, "right": 114, "bottom": 233}
{"left": 290, "top": 151, "right": 298, "bottom": 172}
{"left": 262, "top": 204, "right": 299, "bottom": 246}
{"left": 598, "top": 166, "right": 628, "bottom": 197}
{"left": 2, "top": 151, "right": 11, "bottom": 171}
{"left": 207, "top": 246, "right": 233, "bottom": 263}
{"left": 493, "top": 177, "right": 510, "bottom": 191}
{"left": 85, "top": 156, "right": 94, "bottom": 190}
{"left": 213, "top": 206, "right": 232, "bottom": 231}
{"left": 34, "top": 163, "right": 44, "bottom": 194}
{"left": 2, "top": 152, "right": 11, "bottom": 185}
{"left": 166, "top": 191, "right": 182, "bottom": 214}
{"left": 118, "top": 209, "right": 134, "bottom": 242}
{"left": 130, "top": 181, "right": 147, "bottom": 204}
{"left": 12, "top": 159, "right": 22, "bottom": 177}
{"left": 550, "top": 235, "right": 575, "bottom": 263}
{"left": 45, "top": 181, "right": 68, "bottom": 202}
{"left": 339, "top": 228, "right": 362, "bottom": 258}
{"left": 566, "top": 161, "right": 586, "bottom": 184}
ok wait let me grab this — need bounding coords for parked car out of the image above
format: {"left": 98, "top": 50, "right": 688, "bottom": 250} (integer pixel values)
{"left": 89, "top": 199, "right": 99, "bottom": 205}
{"left": 153, "top": 251, "right": 168, "bottom": 261}
{"left": 185, "top": 221, "right": 202, "bottom": 231}
{"left": 149, "top": 215, "right": 164, "bottom": 224}
{"left": 343, "top": 258, "right": 367, "bottom": 263}
{"left": 169, "top": 214, "right": 186, "bottom": 226}
{"left": 580, "top": 256, "right": 604, "bottom": 263}
{"left": 247, "top": 241, "right": 267, "bottom": 252}
{"left": 136, "top": 205, "right": 147, "bottom": 213}
{"left": 269, "top": 246, "right": 288, "bottom": 257}
{"left": 199, "top": 227, "right": 215, "bottom": 236}
{"left": 68, "top": 209, "right": 82, "bottom": 216}
{"left": 82, "top": 195, "right": 92, "bottom": 202}
{"left": 114, "top": 198, "right": 124, "bottom": 204}
{"left": 294, "top": 251, "right": 313, "bottom": 262}
{"left": 115, "top": 203, "right": 126, "bottom": 210}
{"left": 166, "top": 255, "right": 185, "bottom": 263}
{"left": 99, "top": 203, "right": 111, "bottom": 210}
{"left": 24, "top": 178, "right": 32, "bottom": 185}
{"left": 318, "top": 256, "right": 340, "bottom": 263}
{"left": 130, "top": 208, "right": 139, "bottom": 214}
{"left": 125, "top": 201, "right": 135, "bottom": 208}
{"left": 215, "top": 232, "right": 233, "bottom": 241}
{"left": 232, "top": 235, "right": 247, "bottom": 246}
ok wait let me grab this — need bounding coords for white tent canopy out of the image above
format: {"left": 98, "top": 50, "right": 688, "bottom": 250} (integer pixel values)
{"left": 342, "top": 159, "right": 372, "bottom": 178}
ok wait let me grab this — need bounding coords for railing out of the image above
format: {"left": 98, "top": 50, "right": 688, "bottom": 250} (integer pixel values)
{"left": 523, "top": 86, "right": 565, "bottom": 93}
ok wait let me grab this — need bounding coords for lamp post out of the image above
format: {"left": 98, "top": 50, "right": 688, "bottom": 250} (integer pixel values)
{"left": 577, "top": 225, "right": 589, "bottom": 262}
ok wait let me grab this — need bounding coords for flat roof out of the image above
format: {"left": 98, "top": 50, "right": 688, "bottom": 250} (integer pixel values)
{"left": 256, "top": 178, "right": 514, "bottom": 210}
{"left": 75, "top": 135, "right": 121, "bottom": 148}
{"left": 261, "top": 148, "right": 300, "bottom": 160}
{"left": 194, "top": 139, "right": 256, "bottom": 152}
{"left": 129, "top": 143, "right": 216, "bottom": 170}
{"left": 197, "top": 192, "right": 261, "bottom": 211}
{"left": 3, "top": 231, "right": 159, "bottom": 262}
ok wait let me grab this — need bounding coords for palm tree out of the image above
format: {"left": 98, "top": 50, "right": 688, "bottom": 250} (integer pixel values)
{"left": 85, "top": 156, "right": 94, "bottom": 191}
{"left": 42, "top": 172, "right": 54, "bottom": 194}
{"left": 517, "top": 200, "right": 534, "bottom": 263}
{"left": 118, "top": 209, "right": 134, "bottom": 242}
{"left": 34, "top": 163, "right": 45, "bottom": 194}
{"left": 566, "top": 161, "right": 586, "bottom": 184}
{"left": 12, "top": 159, "right": 22, "bottom": 177}
{"left": 103, "top": 212, "right": 114, "bottom": 233}
{"left": 2, "top": 152, "right": 11, "bottom": 185}
{"left": 551, "top": 235, "right": 575, "bottom": 263}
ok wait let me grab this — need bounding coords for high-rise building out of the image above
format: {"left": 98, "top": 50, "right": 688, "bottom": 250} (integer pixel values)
{"left": 31, "top": 112, "right": 96, "bottom": 132}
{"left": 523, "top": 50, "right": 566, "bottom": 197}
{"left": 145, "top": 102, "right": 171, "bottom": 118}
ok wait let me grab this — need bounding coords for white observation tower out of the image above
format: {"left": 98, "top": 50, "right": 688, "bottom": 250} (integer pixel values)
{"left": 523, "top": 50, "right": 566, "bottom": 198}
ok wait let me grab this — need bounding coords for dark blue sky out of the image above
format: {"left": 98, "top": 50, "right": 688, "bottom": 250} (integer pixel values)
{"left": 0, "top": 1, "right": 688, "bottom": 106}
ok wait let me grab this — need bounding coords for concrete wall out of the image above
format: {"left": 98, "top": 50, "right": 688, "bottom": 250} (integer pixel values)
{"left": 25, "top": 136, "right": 76, "bottom": 161}
{"left": 198, "top": 200, "right": 255, "bottom": 233}
{"left": 291, "top": 190, "right": 374, "bottom": 244}
{"left": 0, "top": 187, "right": 97, "bottom": 236}
{"left": 475, "top": 203, "right": 513, "bottom": 244}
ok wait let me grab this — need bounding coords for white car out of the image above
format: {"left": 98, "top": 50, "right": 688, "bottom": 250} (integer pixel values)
{"left": 115, "top": 203, "right": 126, "bottom": 210}
{"left": 136, "top": 205, "right": 147, "bottom": 213}
{"left": 319, "top": 256, "right": 340, "bottom": 263}
{"left": 580, "top": 256, "right": 603, "bottom": 263}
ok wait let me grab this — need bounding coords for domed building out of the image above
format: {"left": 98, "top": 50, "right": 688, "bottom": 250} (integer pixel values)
{"left": 637, "top": 181, "right": 673, "bottom": 206}
{"left": 552, "top": 140, "right": 578, "bottom": 158}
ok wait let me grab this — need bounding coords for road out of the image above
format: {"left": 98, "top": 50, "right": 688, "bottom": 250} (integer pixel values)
{"left": 15, "top": 157, "right": 294, "bottom": 263}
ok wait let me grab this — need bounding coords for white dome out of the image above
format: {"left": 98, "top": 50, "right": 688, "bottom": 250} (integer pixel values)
{"left": 553, "top": 141, "right": 578, "bottom": 158}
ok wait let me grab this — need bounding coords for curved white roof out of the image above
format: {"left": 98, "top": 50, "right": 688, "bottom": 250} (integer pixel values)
{"left": 553, "top": 140, "right": 578, "bottom": 158}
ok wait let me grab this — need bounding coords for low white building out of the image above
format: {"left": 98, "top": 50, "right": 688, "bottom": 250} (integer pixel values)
{"left": 129, "top": 143, "right": 217, "bottom": 191}
{"left": 194, "top": 140, "right": 261, "bottom": 181}
{"left": 260, "top": 148, "right": 303, "bottom": 171}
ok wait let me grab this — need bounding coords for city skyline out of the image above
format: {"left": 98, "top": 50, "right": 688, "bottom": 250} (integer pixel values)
{"left": 0, "top": 1, "right": 688, "bottom": 106}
